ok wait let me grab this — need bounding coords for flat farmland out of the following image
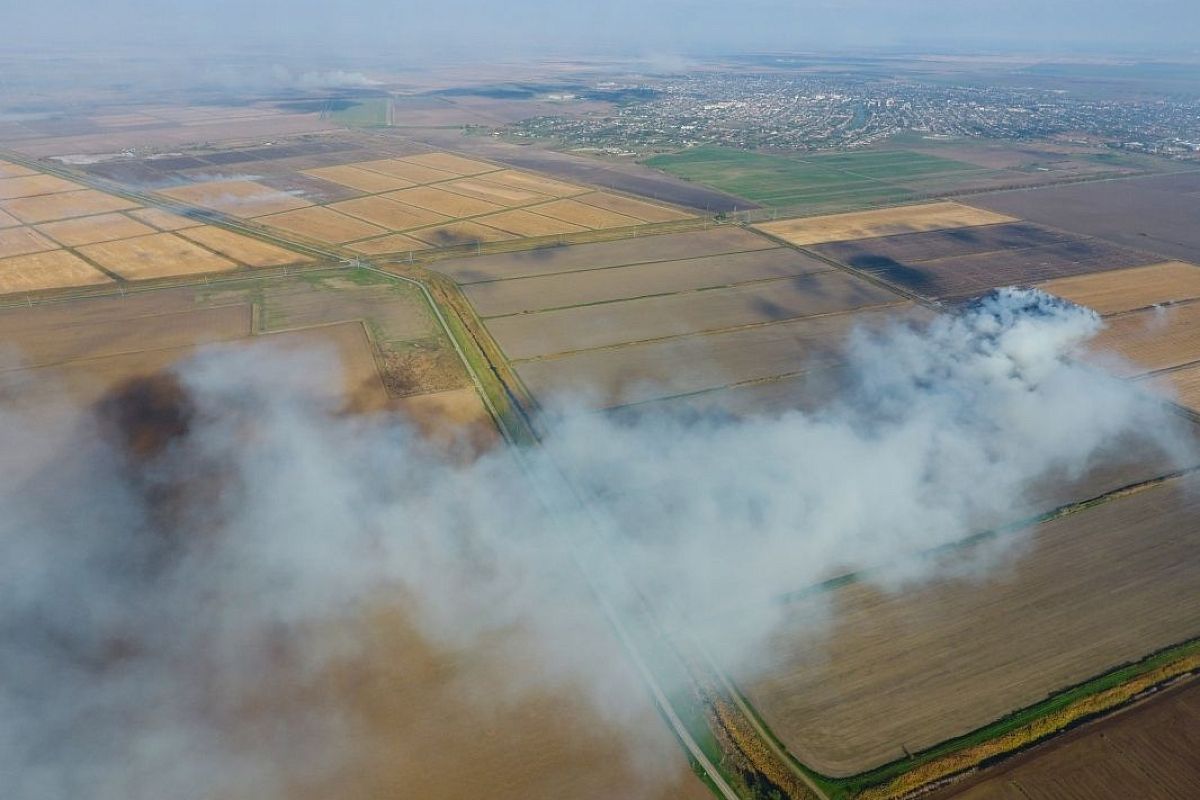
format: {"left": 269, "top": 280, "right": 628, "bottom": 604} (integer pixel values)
{"left": 176, "top": 227, "right": 312, "bottom": 267}
{"left": 407, "top": 221, "right": 516, "bottom": 247}
{"left": 0, "top": 227, "right": 59, "bottom": 258}
{"left": 741, "top": 477, "right": 1200, "bottom": 777}
{"left": 465, "top": 248, "right": 833, "bottom": 317}
{"left": 812, "top": 223, "right": 1075, "bottom": 269}
{"left": 349, "top": 234, "right": 430, "bottom": 255}
{"left": 0, "top": 250, "right": 111, "bottom": 294}
{"left": 256, "top": 206, "right": 388, "bottom": 244}
{"left": 1, "top": 189, "right": 140, "bottom": 224}
{"left": 78, "top": 232, "right": 239, "bottom": 279}
{"left": 159, "top": 179, "right": 312, "bottom": 218}
{"left": 400, "top": 152, "right": 497, "bottom": 175}
{"left": 576, "top": 191, "right": 693, "bottom": 223}
{"left": 1089, "top": 302, "right": 1200, "bottom": 377}
{"left": 383, "top": 186, "right": 505, "bottom": 218}
{"left": 127, "top": 207, "right": 204, "bottom": 231}
{"left": 0, "top": 174, "right": 83, "bottom": 199}
{"left": 492, "top": 272, "right": 904, "bottom": 360}
{"left": 1038, "top": 262, "right": 1200, "bottom": 315}
{"left": 441, "top": 177, "right": 553, "bottom": 207}
{"left": 304, "top": 165, "right": 417, "bottom": 194}
{"left": 35, "top": 213, "right": 157, "bottom": 246}
{"left": 0, "top": 160, "right": 37, "bottom": 178}
{"left": 755, "top": 202, "right": 1017, "bottom": 246}
{"left": 1152, "top": 364, "right": 1200, "bottom": 412}
{"left": 935, "top": 678, "right": 1200, "bottom": 800}
{"left": 515, "top": 305, "right": 926, "bottom": 408}
{"left": 0, "top": 209, "right": 20, "bottom": 228}
{"left": 326, "top": 197, "right": 448, "bottom": 232}
{"left": 532, "top": 198, "right": 642, "bottom": 229}
{"left": 352, "top": 159, "right": 459, "bottom": 185}
{"left": 436, "top": 227, "right": 775, "bottom": 284}
{"left": 483, "top": 169, "right": 589, "bottom": 198}
{"left": 474, "top": 209, "right": 588, "bottom": 237}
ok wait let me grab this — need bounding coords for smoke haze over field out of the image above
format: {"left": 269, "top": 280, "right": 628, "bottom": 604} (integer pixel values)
{"left": 1, "top": 289, "right": 1195, "bottom": 799}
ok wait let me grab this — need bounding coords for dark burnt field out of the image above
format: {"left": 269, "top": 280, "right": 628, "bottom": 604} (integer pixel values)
{"left": 813, "top": 224, "right": 1158, "bottom": 301}
{"left": 967, "top": 172, "right": 1200, "bottom": 264}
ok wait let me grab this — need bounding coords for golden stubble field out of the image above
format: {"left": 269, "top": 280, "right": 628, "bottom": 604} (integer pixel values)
{"left": 754, "top": 201, "right": 1016, "bottom": 246}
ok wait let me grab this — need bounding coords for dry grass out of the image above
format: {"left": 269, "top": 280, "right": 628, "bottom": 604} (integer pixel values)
{"left": 1088, "top": 302, "right": 1200, "bottom": 377}
{"left": 328, "top": 196, "right": 449, "bottom": 232}
{"left": 0, "top": 209, "right": 21, "bottom": 229}
{"left": 474, "top": 209, "right": 588, "bottom": 237}
{"left": 1039, "top": 262, "right": 1200, "bottom": 315}
{"left": 754, "top": 202, "right": 1017, "bottom": 246}
{"left": 1, "top": 190, "right": 141, "bottom": 224}
{"left": 441, "top": 177, "right": 552, "bottom": 207}
{"left": 127, "top": 207, "right": 204, "bottom": 231}
{"left": 532, "top": 198, "right": 643, "bottom": 229}
{"left": 406, "top": 221, "right": 516, "bottom": 247}
{"left": 0, "top": 227, "right": 60, "bottom": 258}
{"left": 160, "top": 179, "right": 312, "bottom": 218}
{"left": 400, "top": 153, "right": 498, "bottom": 176}
{"left": 575, "top": 191, "right": 693, "bottom": 223}
{"left": 303, "top": 165, "right": 416, "bottom": 193}
{"left": 351, "top": 159, "right": 459, "bottom": 185}
{"left": 348, "top": 234, "right": 431, "bottom": 255}
{"left": 78, "top": 232, "right": 239, "bottom": 279}
{"left": 0, "top": 174, "right": 83, "bottom": 200}
{"left": 483, "top": 169, "right": 588, "bottom": 198}
{"left": 36, "top": 213, "right": 157, "bottom": 246}
{"left": 0, "top": 250, "right": 111, "bottom": 294}
{"left": 177, "top": 226, "right": 312, "bottom": 267}
{"left": 382, "top": 186, "right": 504, "bottom": 218}
{"left": 256, "top": 206, "right": 389, "bottom": 244}
{"left": 0, "top": 160, "right": 37, "bottom": 179}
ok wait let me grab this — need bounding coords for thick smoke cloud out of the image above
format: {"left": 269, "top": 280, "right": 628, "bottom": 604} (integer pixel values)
{"left": 0, "top": 288, "right": 1192, "bottom": 799}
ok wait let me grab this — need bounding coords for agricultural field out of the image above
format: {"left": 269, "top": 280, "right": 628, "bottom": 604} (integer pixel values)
{"left": 934, "top": 677, "right": 1200, "bottom": 800}
{"left": 739, "top": 476, "right": 1200, "bottom": 777}
{"left": 0, "top": 159, "right": 312, "bottom": 295}
{"left": 148, "top": 152, "right": 692, "bottom": 254}
{"left": 1038, "top": 261, "right": 1200, "bottom": 316}
{"left": 754, "top": 202, "right": 1016, "bottom": 247}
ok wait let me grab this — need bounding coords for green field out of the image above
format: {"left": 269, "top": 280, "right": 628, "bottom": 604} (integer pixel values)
{"left": 643, "top": 147, "right": 984, "bottom": 212}
{"left": 328, "top": 97, "right": 390, "bottom": 127}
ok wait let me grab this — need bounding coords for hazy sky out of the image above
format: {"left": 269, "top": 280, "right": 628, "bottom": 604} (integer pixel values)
{"left": 3, "top": 0, "right": 1199, "bottom": 58}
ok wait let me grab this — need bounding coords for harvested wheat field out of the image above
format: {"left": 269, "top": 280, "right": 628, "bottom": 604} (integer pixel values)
{"left": 0, "top": 209, "right": 21, "bottom": 229}
{"left": 328, "top": 196, "right": 448, "bottom": 232}
{"left": 0, "top": 174, "right": 82, "bottom": 200}
{"left": 127, "top": 207, "right": 204, "bottom": 231}
{"left": 177, "top": 227, "right": 311, "bottom": 268}
{"left": 1039, "top": 262, "right": 1200, "bottom": 315}
{"left": 935, "top": 678, "right": 1200, "bottom": 800}
{"left": 160, "top": 179, "right": 311, "bottom": 218}
{"left": 36, "top": 212, "right": 157, "bottom": 246}
{"left": 576, "top": 191, "right": 694, "bottom": 223}
{"left": 484, "top": 169, "right": 589, "bottom": 198}
{"left": 351, "top": 159, "right": 459, "bottom": 185}
{"left": 407, "top": 221, "right": 516, "bottom": 247}
{"left": 755, "top": 201, "right": 1016, "bottom": 246}
{"left": 349, "top": 234, "right": 431, "bottom": 255}
{"left": 441, "top": 177, "right": 552, "bottom": 207}
{"left": 1145, "top": 364, "right": 1200, "bottom": 412}
{"left": 257, "top": 206, "right": 388, "bottom": 244}
{"left": 475, "top": 209, "right": 588, "bottom": 237}
{"left": 1088, "top": 302, "right": 1200, "bottom": 377}
{"left": 741, "top": 477, "right": 1200, "bottom": 777}
{"left": 0, "top": 160, "right": 37, "bottom": 178}
{"left": 490, "top": 271, "right": 904, "bottom": 360}
{"left": 533, "top": 198, "right": 643, "bottom": 229}
{"left": 400, "top": 152, "right": 498, "bottom": 176}
{"left": 1, "top": 189, "right": 140, "bottom": 224}
{"left": 0, "top": 226, "right": 59, "bottom": 258}
{"left": 0, "top": 250, "right": 111, "bottom": 295}
{"left": 465, "top": 248, "right": 831, "bottom": 317}
{"left": 303, "top": 165, "right": 416, "bottom": 194}
{"left": 383, "top": 186, "right": 504, "bottom": 218}
{"left": 78, "top": 232, "right": 238, "bottom": 279}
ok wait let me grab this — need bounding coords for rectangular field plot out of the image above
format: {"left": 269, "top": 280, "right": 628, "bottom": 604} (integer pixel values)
{"left": 1038, "top": 262, "right": 1200, "bottom": 315}
{"left": 740, "top": 478, "right": 1200, "bottom": 776}
{"left": 0, "top": 209, "right": 20, "bottom": 229}
{"left": 351, "top": 159, "right": 460, "bottom": 185}
{"left": 1151, "top": 364, "right": 1200, "bottom": 412}
{"left": 1, "top": 190, "right": 140, "bottom": 224}
{"left": 383, "top": 186, "right": 505, "bottom": 218}
{"left": 176, "top": 227, "right": 311, "bottom": 267}
{"left": 532, "top": 198, "right": 642, "bottom": 229}
{"left": 436, "top": 227, "right": 776, "bottom": 284}
{"left": 441, "top": 177, "right": 553, "bottom": 207}
{"left": 483, "top": 169, "right": 589, "bottom": 198}
{"left": 303, "top": 165, "right": 417, "bottom": 193}
{"left": 348, "top": 234, "right": 431, "bottom": 255}
{"left": 515, "top": 305, "right": 924, "bottom": 408}
{"left": 475, "top": 209, "right": 588, "bottom": 237}
{"left": 406, "top": 221, "right": 516, "bottom": 247}
{"left": 755, "top": 202, "right": 1016, "bottom": 246}
{"left": 813, "top": 223, "right": 1075, "bottom": 268}
{"left": 574, "top": 192, "right": 693, "bottom": 223}
{"left": 400, "top": 152, "right": 498, "bottom": 176}
{"left": 0, "top": 227, "right": 60, "bottom": 258}
{"left": 465, "top": 248, "right": 831, "bottom": 317}
{"left": 78, "top": 233, "right": 239, "bottom": 279}
{"left": 256, "top": 206, "right": 388, "bottom": 244}
{"left": 328, "top": 196, "right": 449, "bottom": 232}
{"left": 492, "top": 272, "right": 904, "bottom": 360}
{"left": 0, "top": 160, "right": 37, "bottom": 178}
{"left": 0, "top": 250, "right": 111, "bottom": 295}
{"left": 0, "top": 174, "right": 83, "bottom": 200}
{"left": 36, "top": 213, "right": 157, "bottom": 246}
{"left": 1089, "top": 302, "right": 1200, "bottom": 377}
{"left": 159, "top": 179, "right": 312, "bottom": 218}
{"left": 127, "top": 207, "right": 204, "bottom": 231}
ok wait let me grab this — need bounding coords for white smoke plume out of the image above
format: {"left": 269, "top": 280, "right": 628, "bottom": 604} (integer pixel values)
{"left": 0, "top": 287, "right": 1193, "bottom": 799}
